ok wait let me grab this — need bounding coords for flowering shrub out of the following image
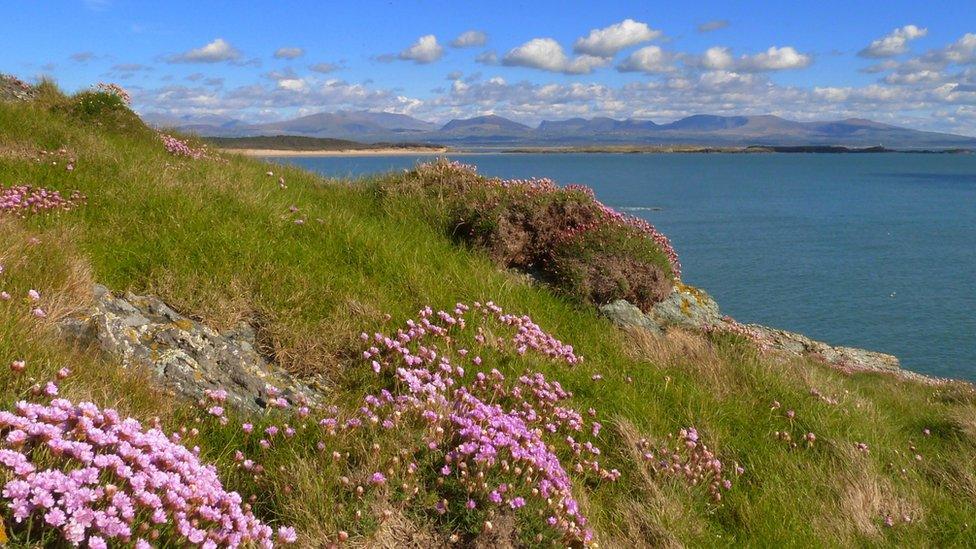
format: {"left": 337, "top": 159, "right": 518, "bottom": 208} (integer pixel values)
{"left": 636, "top": 427, "right": 742, "bottom": 502}
{"left": 0, "top": 398, "right": 288, "bottom": 547}
{"left": 94, "top": 83, "right": 131, "bottom": 105}
{"left": 160, "top": 133, "right": 209, "bottom": 159}
{"left": 0, "top": 184, "right": 85, "bottom": 217}
{"left": 390, "top": 160, "right": 679, "bottom": 310}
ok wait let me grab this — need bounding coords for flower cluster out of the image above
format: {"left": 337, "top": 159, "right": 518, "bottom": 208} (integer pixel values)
{"left": 0, "top": 398, "right": 289, "bottom": 547}
{"left": 159, "top": 133, "right": 208, "bottom": 159}
{"left": 0, "top": 184, "right": 85, "bottom": 217}
{"left": 636, "top": 427, "right": 741, "bottom": 502}
{"left": 347, "top": 301, "right": 605, "bottom": 543}
{"left": 94, "top": 83, "right": 131, "bottom": 105}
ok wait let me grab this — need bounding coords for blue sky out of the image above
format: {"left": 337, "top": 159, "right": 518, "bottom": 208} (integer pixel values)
{"left": 5, "top": 0, "right": 976, "bottom": 133}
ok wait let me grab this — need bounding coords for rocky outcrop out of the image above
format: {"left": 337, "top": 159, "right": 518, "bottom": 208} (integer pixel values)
{"left": 59, "top": 284, "right": 319, "bottom": 412}
{"left": 0, "top": 74, "right": 36, "bottom": 102}
{"left": 604, "top": 283, "right": 914, "bottom": 379}
{"left": 599, "top": 300, "right": 662, "bottom": 334}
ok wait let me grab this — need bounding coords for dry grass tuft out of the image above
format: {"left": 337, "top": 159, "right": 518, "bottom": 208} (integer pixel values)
{"left": 607, "top": 417, "right": 698, "bottom": 548}
{"left": 824, "top": 444, "right": 922, "bottom": 539}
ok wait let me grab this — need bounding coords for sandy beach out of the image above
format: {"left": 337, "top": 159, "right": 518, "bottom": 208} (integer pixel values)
{"left": 221, "top": 147, "right": 450, "bottom": 157}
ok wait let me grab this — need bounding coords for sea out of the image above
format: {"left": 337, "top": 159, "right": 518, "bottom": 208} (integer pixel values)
{"left": 268, "top": 153, "right": 976, "bottom": 381}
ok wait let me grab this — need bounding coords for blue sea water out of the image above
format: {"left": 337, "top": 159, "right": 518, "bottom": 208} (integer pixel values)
{"left": 270, "top": 153, "right": 976, "bottom": 380}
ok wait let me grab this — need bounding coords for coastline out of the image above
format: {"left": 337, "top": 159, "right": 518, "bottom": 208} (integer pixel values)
{"left": 220, "top": 147, "right": 450, "bottom": 157}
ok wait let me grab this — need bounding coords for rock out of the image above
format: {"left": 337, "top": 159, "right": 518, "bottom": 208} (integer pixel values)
{"left": 747, "top": 324, "right": 903, "bottom": 374}
{"left": 599, "top": 300, "right": 662, "bottom": 334}
{"left": 614, "top": 282, "right": 927, "bottom": 382}
{"left": 59, "top": 284, "right": 318, "bottom": 412}
{"left": 649, "top": 284, "right": 722, "bottom": 330}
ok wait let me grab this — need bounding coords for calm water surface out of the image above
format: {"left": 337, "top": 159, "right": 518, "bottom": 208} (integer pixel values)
{"left": 270, "top": 153, "right": 976, "bottom": 380}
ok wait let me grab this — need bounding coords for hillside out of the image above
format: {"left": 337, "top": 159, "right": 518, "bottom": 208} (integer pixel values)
{"left": 1, "top": 79, "right": 976, "bottom": 547}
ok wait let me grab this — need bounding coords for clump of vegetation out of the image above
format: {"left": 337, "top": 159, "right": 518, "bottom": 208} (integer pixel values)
{"left": 375, "top": 159, "right": 679, "bottom": 310}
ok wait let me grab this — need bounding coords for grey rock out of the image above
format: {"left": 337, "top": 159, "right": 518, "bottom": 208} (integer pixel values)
{"left": 59, "top": 284, "right": 319, "bottom": 412}
{"left": 599, "top": 300, "right": 662, "bottom": 334}
{"left": 649, "top": 285, "right": 722, "bottom": 329}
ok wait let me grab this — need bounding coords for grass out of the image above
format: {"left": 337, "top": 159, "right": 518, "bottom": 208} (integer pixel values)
{"left": 0, "top": 83, "right": 975, "bottom": 546}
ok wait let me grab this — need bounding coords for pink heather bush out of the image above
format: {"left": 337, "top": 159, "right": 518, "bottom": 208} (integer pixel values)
{"left": 0, "top": 398, "right": 287, "bottom": 547}
{"left": 94, "top": 82, "right": 131, "bottom": 105}
{"left": 398, "top": 160, "right": 680, "bottom": 310}
{"left": 159, "top": 133, "right": 209, "bottom": 159}
{"left": 0, "top": 184, "right": 85, "bottom": 217}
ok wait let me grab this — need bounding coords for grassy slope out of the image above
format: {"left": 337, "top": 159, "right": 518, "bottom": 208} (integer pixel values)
{"left": 1, "top": 91, "right": 976, "bottom": 546}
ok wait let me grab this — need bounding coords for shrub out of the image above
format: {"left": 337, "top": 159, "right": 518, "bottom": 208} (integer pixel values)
{"left": 380, "top": 160, "right": 679, "bottom": 310}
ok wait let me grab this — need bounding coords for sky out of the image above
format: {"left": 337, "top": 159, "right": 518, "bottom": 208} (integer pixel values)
{"left": 5, "top": 0, "right": 976, "bottom": 134}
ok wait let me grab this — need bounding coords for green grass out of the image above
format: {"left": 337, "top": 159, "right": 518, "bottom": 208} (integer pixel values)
{"left": 0, "top": 86, "right": 975, "bottom": 546}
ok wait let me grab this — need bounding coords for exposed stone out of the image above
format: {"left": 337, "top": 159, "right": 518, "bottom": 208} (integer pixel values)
{"left": 613, "top": 282, "right": 922, "bottom": 381}
{"left": 0, "top": 74, "right": 36, "bottom": 102}
{"left": 747, "top": 324, "right": 902, "bottom": 373}
{"left": 59, "top": 284, "right": 319, "bottom": 412}
{"left": 599, "top": 299, "right": 662, "bottom": 334}
{"left": 649, "top": 283, "right": 722, "bottom": 330}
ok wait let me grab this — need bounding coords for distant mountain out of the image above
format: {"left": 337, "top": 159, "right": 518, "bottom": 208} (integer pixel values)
{"left": 153, "top": 111, "right": 976, "bottom": 149}
{"left": 439, "top": 115, "right": 530, "bottom": 135}
{"left": 252, "top": 110, "right": 436, "bottom": 139}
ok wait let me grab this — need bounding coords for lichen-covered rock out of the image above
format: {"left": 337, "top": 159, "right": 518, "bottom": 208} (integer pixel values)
{"left": 649, "top": 283, "right": 722, "bottom": 330}
{"left": 599, "top": 299, "right": 662, "bottom": 334}
{"left": 59, "top": 284, "right": 318, "bottom": 412}
{"left": 610, "top": 282, "right": 915, "bottom": 381}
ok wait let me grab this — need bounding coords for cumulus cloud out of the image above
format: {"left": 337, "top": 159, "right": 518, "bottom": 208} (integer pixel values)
{"left": 274, "top": 47, "right": 305, "bottom": 59}
{"left": 859, "top": 25, "right": 927, "bottom": 58}
{"left": 697, "top": 20, "right": 729, "bottom": 33}
{"left": 573, "top": 19, "right": 662, "bottom": 57}
{"left": 701, "top": 46, "right": 734, "bottom": 70}
{"left": 738, "top": 46, "right": 812, "bottom": 71}
{"left": 696, "top": 45, "right": 811, "bottom": 72}
{"left": 168, "top": 38, "right": 242, "bottom": 63}
{"left": 503, "top": 38, "right": 611, "bottom": 74}
{"left": 450, "top": 30, "right": 488, "bottom": 48}
{"left": 617, "top": 46, "right": 674, "bottom": 73}
{"left": 398, "top": 35, "right": 444, "bottom": 63}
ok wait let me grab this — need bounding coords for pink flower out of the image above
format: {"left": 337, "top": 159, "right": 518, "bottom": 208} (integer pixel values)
{"left": 9, "top": 360, "right": 25, "bottom": 373}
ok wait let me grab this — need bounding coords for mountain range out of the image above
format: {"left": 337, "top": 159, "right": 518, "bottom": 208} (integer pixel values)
{"left": 142, "top": 110, "right": 976, "bottom": 149}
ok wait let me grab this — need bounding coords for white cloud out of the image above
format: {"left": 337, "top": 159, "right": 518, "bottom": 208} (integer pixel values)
{"left": 618, "top": 46, "right": 674, "bottom": 73}
{"left": 859, "top": 25, "right": 928, "bottom": 58}
{"left": 941, "top": 33, "right": 976, "bottom": 64}
{"left": 701, "top": 46, "right": 734, "bottom": 70}
{"left": 503, "top": 38, "right": 611, "bottom": 74}
{"left": 277, "top": 78, "right": 308, "bottom": 92}
{"left": 450, "top": 30, "right": 487, "bottom": 48}
{"left": 697, "top": 20, "right": 729, "bottom": 33}
{"left": 738, "top": 46, "right": 812, "bottom": 71}
{"left": 274, "top": 47, "right": 305, "bottom": 60}
{"left": 573, "top": 19, "right": 662, "bottom": 57}
{"left": 697, "top": 46, "right": 811, "bottom": 72}
{"left": 168, "top": 38, "right": 242, "bottom": 63}
{"left": 398, "top": 35, "right": 444, "bottom": 63}
{"left": 884, "top": 69, "right": 944, "bottom": 85}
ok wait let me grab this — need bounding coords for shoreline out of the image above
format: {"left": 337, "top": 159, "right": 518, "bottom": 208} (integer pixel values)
{"left": 220, "top": 147, "right": 450, "bottom": 157}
